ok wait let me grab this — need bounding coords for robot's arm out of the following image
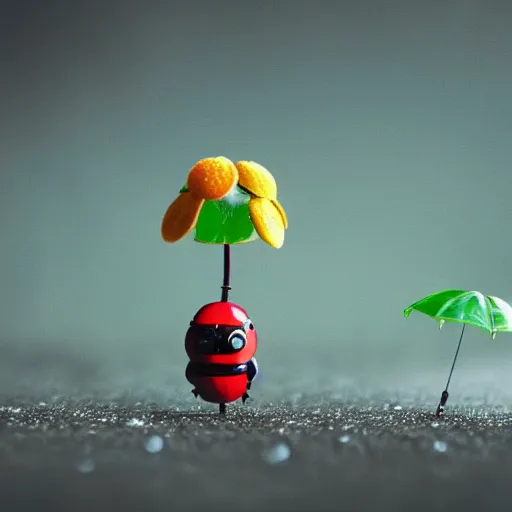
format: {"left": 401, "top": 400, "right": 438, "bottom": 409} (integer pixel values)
{"left": 246, "top": 357, "right": 258, "bottom": 390}
{"left": 185, "top": 362, "right": 199, "bottom": 398}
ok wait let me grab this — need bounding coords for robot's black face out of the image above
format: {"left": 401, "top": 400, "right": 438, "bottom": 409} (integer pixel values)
{"left": 189, "top": 322, "right": 251, "bottom": 355}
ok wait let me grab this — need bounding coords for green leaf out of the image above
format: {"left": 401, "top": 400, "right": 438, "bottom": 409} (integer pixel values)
{"left": 194, "top": 187, "right": 258, "bottom": 245}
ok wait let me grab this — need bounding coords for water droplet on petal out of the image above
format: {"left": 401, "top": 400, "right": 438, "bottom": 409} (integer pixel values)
{"left": 262, "top": 442, "right": 291, "bottom": 465}
{"left": 438, "top": 320, "right": 445, "bottom": 330}
{"left": 491, "top": 330, "right": 497, "bottom": 340}
{"left": 433, "top": 440, "right": 448, "bottom": 453}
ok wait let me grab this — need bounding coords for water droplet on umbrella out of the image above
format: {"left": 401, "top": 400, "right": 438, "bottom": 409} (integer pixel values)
{"left": 262, "top": 442, "right": 291, "bottom": 465}
{"left": 145, "top": 435, "right": 164, "bottom": 453}
{"left": 433, "top": 440, "right": 448, "bottom": 453}
{"left": 77, "top": 458, "right": 95, "bottom": 474}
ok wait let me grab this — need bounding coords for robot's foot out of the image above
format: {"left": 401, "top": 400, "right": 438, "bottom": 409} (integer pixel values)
{"left": 191, "top": 388, "right": 199, "bottom": 398}
{"left": 242, "top": 392, "right": 250, "bottom": 404}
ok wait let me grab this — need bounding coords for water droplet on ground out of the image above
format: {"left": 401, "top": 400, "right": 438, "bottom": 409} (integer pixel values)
{"left": 262, "top": 442, "right": 291, "bottom": 465}
{"left": 76, "top": 458, "right": 95, "bottom": 474}
{"left": 126, "top": 418, "right": 145, "bottom": 427}
{"left": 433, "top": 440, "right": 448, "bottom": 453}
{"left": 145, "top": 435, "right": 164, "bottom": 454}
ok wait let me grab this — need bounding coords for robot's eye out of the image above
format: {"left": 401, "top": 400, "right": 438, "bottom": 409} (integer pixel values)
{"left": 228, "top": 330, "right": 246, "bottom": 351}
{"left": 230, "top": 336, "right": 244, "bottom": 350}
{"left": 242, "top": 319, "right": 254, "bottom": 331}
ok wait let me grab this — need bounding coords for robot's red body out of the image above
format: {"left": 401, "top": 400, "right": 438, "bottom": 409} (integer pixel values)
{"left": 185, "top": 301, "right": 258, "bottom": 411}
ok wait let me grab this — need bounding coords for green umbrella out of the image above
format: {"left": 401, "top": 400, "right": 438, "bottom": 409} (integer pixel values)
{"left": 404, "top": 289, "right": 512, "bottom": 417}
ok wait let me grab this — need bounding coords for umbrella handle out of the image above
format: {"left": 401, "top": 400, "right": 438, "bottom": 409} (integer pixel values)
{"left": 436, "top": 323, "right": 466, "bottom": 417}
{"left": 435, "top": 390, "right": 449, "bottom": 418}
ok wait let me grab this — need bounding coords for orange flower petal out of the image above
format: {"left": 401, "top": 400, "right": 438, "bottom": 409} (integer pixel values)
{"left": 271, "top": 199, "right": 288, "bottom": 229}
{"left": 187, "top": 156, "right": 238, "bottom": 201}
{"left": 249, "top": 197, "right": 285, "bottom": 249}
{"left": 161, "top": 192, "right": 204, "bottom": 243}
{"left": 234, "top": 160, "right": 277, "bottom": 200}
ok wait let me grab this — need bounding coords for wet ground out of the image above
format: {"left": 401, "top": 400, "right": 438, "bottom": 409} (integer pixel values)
{"left": 1, "top": 394, "right": 512, "bottom": 512}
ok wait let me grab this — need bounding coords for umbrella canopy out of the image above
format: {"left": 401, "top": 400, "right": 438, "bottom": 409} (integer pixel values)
{"left": 404, "top": 289, "right": 512, "bottom": 417}
{"left": 404, "top": 289, "right": 512, "bottom": 339}
{"left": 161, "top": 156, "right": 288, "bottom": 248}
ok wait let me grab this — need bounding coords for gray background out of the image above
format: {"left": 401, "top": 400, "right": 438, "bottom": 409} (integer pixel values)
{"left": 1, "top": 0, "right": 511, "bottom": 405}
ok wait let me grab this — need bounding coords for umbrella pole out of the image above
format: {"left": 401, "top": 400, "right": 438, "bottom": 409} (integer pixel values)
{"left": 436, "top": 323, "right": 466, "bottom": 417}
{"left": 221, "top": 244, "right": 231, "bottom": 302}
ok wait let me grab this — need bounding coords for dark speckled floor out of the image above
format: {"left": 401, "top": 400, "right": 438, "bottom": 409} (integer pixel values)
{"left": 1, "top": 396, "right": 512, "bottom": 512}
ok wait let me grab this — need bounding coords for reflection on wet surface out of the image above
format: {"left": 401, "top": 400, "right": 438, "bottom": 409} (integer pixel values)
{"left": 1, "top": 396, "right": 512, "bottom": 511}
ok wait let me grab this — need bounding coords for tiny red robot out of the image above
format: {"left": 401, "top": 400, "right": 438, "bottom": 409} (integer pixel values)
{"left": 160, "top": 158, "right": 288, "bottom": 415}
{"left": 185, "top": 300, "right": 258, "bottom": 414}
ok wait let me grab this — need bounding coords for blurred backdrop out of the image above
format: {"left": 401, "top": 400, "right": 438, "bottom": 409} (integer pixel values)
{"left": 1, "top": 0, "right": 511, "bottom": 404}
